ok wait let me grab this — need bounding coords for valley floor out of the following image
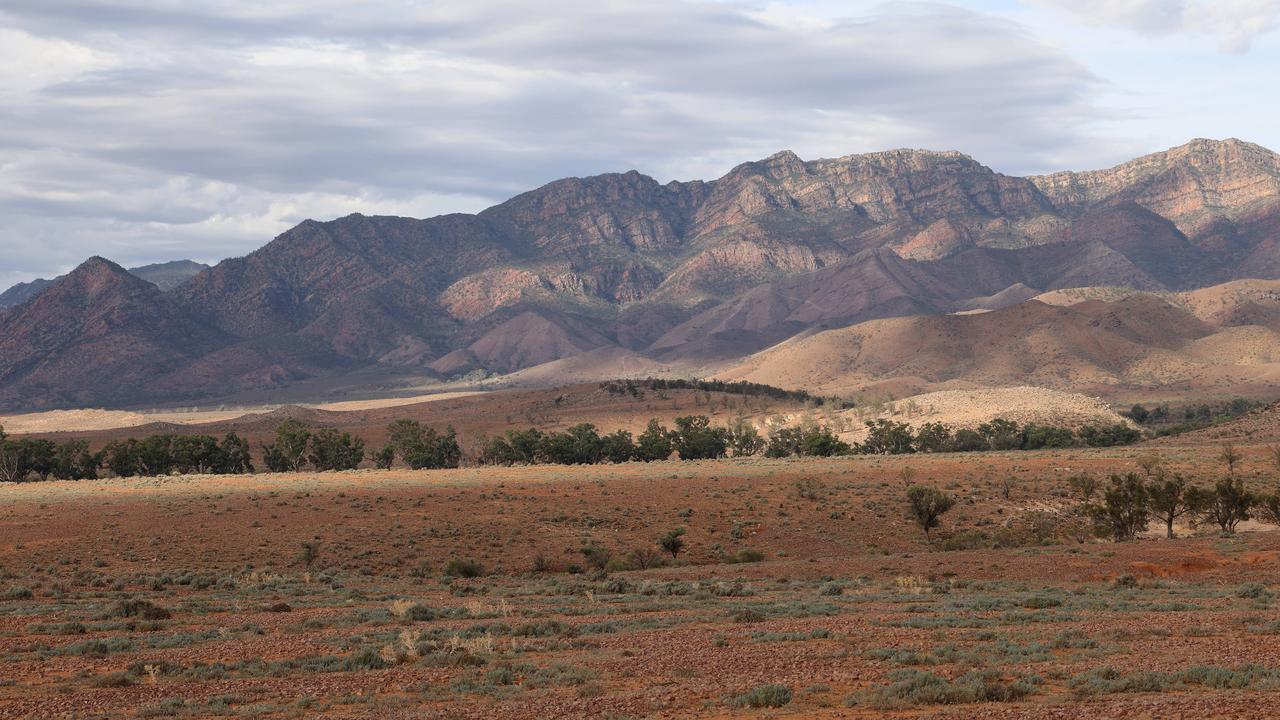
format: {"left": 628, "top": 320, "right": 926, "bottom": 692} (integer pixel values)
{"left": 3, "top": 448, "right": 1280, "bottom": 718}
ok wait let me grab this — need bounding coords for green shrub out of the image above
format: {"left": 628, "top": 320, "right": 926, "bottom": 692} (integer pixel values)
{"left": 1068, "top": 666, "right": 1168, "bottom": 696}
{"left": 818, "top": 582, "right": 844, "bottom": 596}
{"left": 852, "top": 668, "right": 1036, "bottom": 709}
{"left": 730, "top": 684, "right": 792, "bottom": 708}
{"left": 401, "top": 604, "right": 436, "bottom": 622}
{"left": 104, "top": 599, "right": 171, "bottom": 620}
{"left": 906, "top": 485, "right": 955, "bottom": 541}
{"left": 1111, "top": 574, "right": 1139, "bottom": 590}
{"left": 1237, "top": 582, "right": 1271, "bottom": 600}
{"left": 726, "top": 549, "right": 764, "bottom": 563}
{"left": 137, "top": 698, "right": 186, "bottom": 718}
{"left": 444, "top": 559, "right": 485, "bottom": 578}
{"left": 343, "top": 647, "right": 391, "bottom": 671}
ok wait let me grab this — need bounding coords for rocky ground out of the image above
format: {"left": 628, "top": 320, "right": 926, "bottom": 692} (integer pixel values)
{"left": 2, "top": 446, "right": 1280, "bottom": 718}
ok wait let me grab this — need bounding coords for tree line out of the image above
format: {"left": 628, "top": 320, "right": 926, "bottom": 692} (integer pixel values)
{"left": 1084, "top": 455, "right": 1280, "bottom": 542}
{"left": 262, "top": 418, "right": 463, "bottom": 472}
{"left": 0, "top": 426, "right": 254, "bottom": 482}
{"left": 600, "top": 378, "right": 853, "bottom": 409}
{"left": 0, "top": 418, "right": 463, "bottom": 481}
{"left": 0, "top": 412, "right": 1142, "bottom": 482}
{"left": 475, "top": 415, "right": 1140, "bottom": 466}
{"left": 1124, "top": 397, "right": 1265, "bottom": 438}
{"left": 840, "top": 417, "right": 1139, "bottom": 455}
{"left": 904, "top": 445, "right": 1280, "bottom": 544}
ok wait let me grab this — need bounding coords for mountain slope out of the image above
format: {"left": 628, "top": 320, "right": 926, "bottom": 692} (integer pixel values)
{"left": 716, "top": 291, "right": 1280, "bottom": 399}
{"left": 4, "top": 138, "right": 1280, "bottom": 410}
{"left": 0, "top": 259, "right": 228, "bottom": 408}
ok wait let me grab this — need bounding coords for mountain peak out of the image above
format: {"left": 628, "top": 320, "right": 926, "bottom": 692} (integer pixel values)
{"left": 761, "top": 149, "right": 804, "bottom": 166}
{"left": 1159, "top": 137, "right": 1276, "bottom": 162}
{"left": 75, "top": 255, "right": 127, "bottom": 275}
{"left": 0, "top": 258, "right": 209, "bottom": 309}
{"left": 57, "top": 256, "right": 157, "bottom": 302}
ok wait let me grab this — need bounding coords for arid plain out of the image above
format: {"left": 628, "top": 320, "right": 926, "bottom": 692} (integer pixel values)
{"left": 5, "top": 425, "right": 1280, "bottom": 718}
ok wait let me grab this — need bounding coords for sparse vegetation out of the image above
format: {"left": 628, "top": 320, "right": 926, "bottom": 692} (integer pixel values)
{"left": 5, "top": 434, "right": 1280, "bottom": 717}
{"left": 851, "top": 668, "right": 1037, "bottom": 709}
{"left": 602, "top": 378, "right": 851, "bottom": 409}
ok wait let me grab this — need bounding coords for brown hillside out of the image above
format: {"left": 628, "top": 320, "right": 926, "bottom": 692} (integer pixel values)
{"left": 717, "top": 295, "right": 1232, "bottom": 397}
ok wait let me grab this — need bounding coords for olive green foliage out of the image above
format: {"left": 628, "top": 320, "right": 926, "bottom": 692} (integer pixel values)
{"left": 905, "top": 485, "right": 956, "bottom": 541}
{"left": 1254, "top": 493, "right": 1280, "bottom": 526}
{"left": 727, "top": 419, "right": 766, "bottom": 457}
{"left": 262, "top": 419, "right": 311, "bottom": 472}
{"left": 766, "top": 425, "right": 852, "bottom": 458}
{"left": 862, "top": 420, "right": 916, "bottom": 454}
{"left": 660, "top": 527, "right": 687, "bottom": 560}
{"left": 913, "top": 422, "right": 953, "bottom": 453}
{"left": 0, "top": 428, "right": 104, "bottom": 482}
{"left": 1192, "top": 476, "right": 1253, "bottom": 535}
{"left": 373, "top": 444, "right": 395, "bottom": 470}
{"left": 672, "top": 415, "right": 730, "bottom": 460}
{"left": 97, "top": 432, "right": 251, "bottom": 478}
{"left": 978, "top": 418, "right": 1021, "bottom": 451}
{"left": 307, "top": 429, "right": 364, "bottom": 471}
{"left": 1096, "top": 473, "right": 1150, "bottom": 542}
{"left": 387, "top": 420, "right": 461, "bottom": 470}
{"left": 600, "top": 430, "right": 636, "bottom": 464}
{"left": 853, "top": 668, "right": 1036, "bottom": 709}
{"left": 730, "top": 684, "right": 792, "bottom": 708}
{"left": 1146, "top": 474, "right": 1194, "bottom": 539}
{"left": 635, "top": 420, "right": 673, "bottom": 462}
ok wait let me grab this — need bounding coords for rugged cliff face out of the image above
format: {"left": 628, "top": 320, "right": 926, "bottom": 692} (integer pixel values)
{"left": 3, "top": 138, "right": 1279, "bottom": 410}
{"left": 1031, "top": 138, "right": 1280, "bottom": 263}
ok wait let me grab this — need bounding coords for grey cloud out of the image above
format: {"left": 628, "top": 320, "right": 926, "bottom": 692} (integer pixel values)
{"left": 0, "top": 1, "right": 1112, "bottom": 282}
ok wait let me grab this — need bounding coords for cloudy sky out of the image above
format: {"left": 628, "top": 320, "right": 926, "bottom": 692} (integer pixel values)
{"left": 2, "top": 0, "right": 1278, "bottom": 287}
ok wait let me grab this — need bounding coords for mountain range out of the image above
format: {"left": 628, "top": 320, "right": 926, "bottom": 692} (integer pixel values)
{"left": 2, "top": 137, "right": 1280, "bottom": 411}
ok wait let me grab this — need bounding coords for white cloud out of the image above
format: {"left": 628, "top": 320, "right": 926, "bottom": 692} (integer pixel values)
{"left": 0, "top": 0, "right": 1117, "bottom": 281}
{"left": 0, "top": 27, "right": 116, "bottom": 97}
{"left": 1029, "top": 0, "right": 1280, "bottom": 51}
{"left": 1189, "top": 0, "right": 1280, "bottom": 51}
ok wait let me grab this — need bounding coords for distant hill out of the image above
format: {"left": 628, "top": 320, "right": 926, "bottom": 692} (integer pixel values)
{"left": 4, "top": 138, "right": 1280, "bottom": 410}
{"left": 717, "top": 288, "right": 1280, "bottom": 399}
{"left": 0, "top": 259, "right": 208, "bottom": 308}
